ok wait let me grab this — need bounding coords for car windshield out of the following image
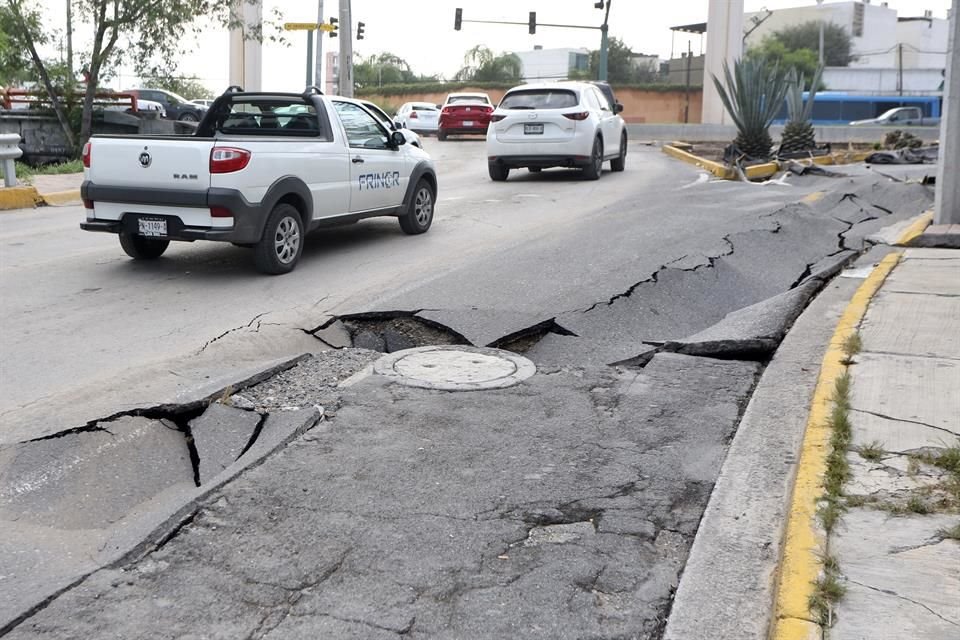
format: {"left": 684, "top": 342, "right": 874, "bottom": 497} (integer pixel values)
{"left": 499, "top": 89, "right": 578, "bottom": 110}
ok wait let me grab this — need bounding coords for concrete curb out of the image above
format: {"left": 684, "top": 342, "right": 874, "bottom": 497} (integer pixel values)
{"left": 40, "top": 189, "right": 82, "bottom": 206}
{"left": 769, "top": 252, "right": 902, "bottom": 640}
{"left": 0, "top": 186, "right": 42, "bottom": 210}
{"left": 661, "top": 144, "right": 870, "bottom": 182}
{"left": 894, "top": 210, "right": 934, "bottom": 246}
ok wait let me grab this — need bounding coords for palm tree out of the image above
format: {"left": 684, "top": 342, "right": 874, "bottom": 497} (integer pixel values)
{"left": 711, "top": 57, "right": 790, "bottom": 160}
{"left": 779, "top": 65, "right": 824, "bottom": 155}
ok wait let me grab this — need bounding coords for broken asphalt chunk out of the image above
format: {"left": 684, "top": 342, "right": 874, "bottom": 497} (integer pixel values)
{"left": 189, "top": 403, "right": 263, "bottom": 485}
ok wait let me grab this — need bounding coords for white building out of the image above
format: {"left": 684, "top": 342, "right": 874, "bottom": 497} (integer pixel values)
{"left": 514, "top": 47, "right": 590, "bottom": 82}
{"left": 743, "top": 1, "right": 948, "bottom": 94}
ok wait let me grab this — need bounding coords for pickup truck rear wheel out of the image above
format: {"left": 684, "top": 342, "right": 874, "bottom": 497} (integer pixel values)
{"left": 119, "top": 233, "right": 169, "bottom": 260}
{"left": 399, "top": 179, "right": 434, "bottom": 235}
{"left": 254, "top": 203, "right": 304, "bottom": 275}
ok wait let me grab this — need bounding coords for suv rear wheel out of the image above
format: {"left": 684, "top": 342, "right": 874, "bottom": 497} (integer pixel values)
{"left": 611, "top": 132, "right": 627, "bottom": 172}
{"left": 488, "top": 162, "right": 509, "bottom": 182}
{"left": 582, "top": 137, "right": 603, "bottom": 180}
{"left": 254, "top": 203, "right": 303, "bottom": 275}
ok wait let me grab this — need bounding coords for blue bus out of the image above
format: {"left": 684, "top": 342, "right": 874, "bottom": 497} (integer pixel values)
{"left": 774, "top": 93, "right": 942, "bottom": 124}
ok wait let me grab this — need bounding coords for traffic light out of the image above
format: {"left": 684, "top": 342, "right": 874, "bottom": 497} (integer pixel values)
{"left": 528, "top": 11, "right": 536, "bottom": 34}
{"left": 454, "top": 8, "right": 462, "bottom": 31}
{"left": 594, "top": 2, "right": 605, "bottom": 8}
{"left": 357, "top": 21, "right": 365, "bottom": 40}
{"left": 329, "top": 16, "right": 338, "bottom": 37}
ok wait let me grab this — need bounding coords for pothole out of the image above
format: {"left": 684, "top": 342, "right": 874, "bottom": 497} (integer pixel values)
{"left": 340, "top": 315, "right": 468, "bottom": 352}
{"left": 372, "top": 346, "right": 537, "bottom": 391}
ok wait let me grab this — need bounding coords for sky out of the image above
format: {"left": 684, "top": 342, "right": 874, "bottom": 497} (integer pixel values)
{"left": 35, "top": 0, "right": 954, "bottom": 93}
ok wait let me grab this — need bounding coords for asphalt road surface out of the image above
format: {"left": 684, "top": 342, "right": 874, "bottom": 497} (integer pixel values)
{"left": 1, "top": 141, "right": 898, "bottom": 443}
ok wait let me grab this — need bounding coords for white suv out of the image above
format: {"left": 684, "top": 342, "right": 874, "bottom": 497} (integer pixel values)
{"left": 485, "top": 82, "right": 626, "bottom": 181}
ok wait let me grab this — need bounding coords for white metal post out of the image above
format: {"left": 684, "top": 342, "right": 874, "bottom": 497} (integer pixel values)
{"left": 314, "top": 0, "right": 325, "bottom": 87}
{"left": 702, "top": 0, "right": 744, "bottom": 124}
{"left": 338, "top": 0, "right": 354, "bottom": 97}
{"left": 935, "top": 1, "right": 959, "bottom": 225}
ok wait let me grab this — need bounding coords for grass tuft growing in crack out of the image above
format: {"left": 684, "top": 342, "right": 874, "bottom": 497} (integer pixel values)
{"left": 808, "top": 558, "right": 846, "bottom": 626}
{"left": 856, "top": 440, "right": 885, "bottom": 462}
{"left": 937, "top": 522, "right": 960, "bottom": 541}
{"left": 840, "top": 332, "right": 862, "bottom": 365}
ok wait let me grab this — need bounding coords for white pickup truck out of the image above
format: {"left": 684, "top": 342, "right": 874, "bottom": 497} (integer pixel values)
{"left": 81, "top": 87, "right": 437, "bottom": 274}
{"left": 849, "top": 106, "right": 941, "bottom": 127}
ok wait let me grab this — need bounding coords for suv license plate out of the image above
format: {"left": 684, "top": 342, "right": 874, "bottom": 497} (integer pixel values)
{"left": 138, "top": 218, "right": 167, "bottom": 237}
{"left": 524, "top": 123, "right": 544, "bottom": 135}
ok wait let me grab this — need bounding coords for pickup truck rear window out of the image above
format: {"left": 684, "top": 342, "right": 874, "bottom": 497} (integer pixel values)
{"left": 204, "top": 98, "right": 332, "bottom": 140}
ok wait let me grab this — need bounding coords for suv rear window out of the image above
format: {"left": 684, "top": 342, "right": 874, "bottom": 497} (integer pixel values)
{"left": 499, "top": 89, "right": 578, "bottom": 110}
{"left": 200, "top": 97, "right": 331, "bottom": 139}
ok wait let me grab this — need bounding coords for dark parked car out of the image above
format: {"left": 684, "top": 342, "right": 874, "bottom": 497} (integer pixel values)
{"left": 124, "top": 88, "right": 207, "bottom": 122}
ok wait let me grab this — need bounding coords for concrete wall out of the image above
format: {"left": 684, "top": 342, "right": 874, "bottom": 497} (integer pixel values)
{"left": 823, "top": 66, "right": 946, "bottom": 92}
{"left": 361, "top": 87, "right": 704, "bottom": 124}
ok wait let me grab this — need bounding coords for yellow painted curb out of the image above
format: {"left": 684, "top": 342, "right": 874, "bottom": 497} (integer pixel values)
{"left": 662, "top": 144, "right": 731, "bottom": 179}
{"left": 769, "top": 251, "right": 902, "bottom": 640}
{"left": 41, "top": 189, "right": 82, "bottom": 206}
{"left": 801, "top": 191, "right": 826, "bottom": 205}
{"left": 744, "top": 162, "right": 780, "bottom": 180}
{"left": 0, "top": 186, "right": 42, "bottom": 211}
{"left": 894, "top": 210, "right": 933, "bottom": 246}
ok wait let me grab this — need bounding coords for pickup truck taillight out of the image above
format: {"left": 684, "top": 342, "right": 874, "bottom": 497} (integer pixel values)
{"left": 82, "top": 142, "right": 91, "bottom": 168}
{"left": 210, "top": 147, "right": 251, "bottom": 174}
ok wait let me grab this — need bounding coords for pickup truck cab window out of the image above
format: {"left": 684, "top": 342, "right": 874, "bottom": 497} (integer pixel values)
{"left": 201, "top": 97, "right": 332, "bottom": 140}
{"left": 332, "top": 101, "right": 390, "bottom": 150}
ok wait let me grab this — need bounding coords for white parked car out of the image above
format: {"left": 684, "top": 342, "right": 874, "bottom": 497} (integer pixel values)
{"left": 485, "top": 82, "right": 627, "bottom": 181}
{"left": 81, "top": 89, "right": 437, "bottom": 274}
{"left": 395, "top": 102, "right": 439, "bottom": 134}
{"left": 190, "top": 99, "right": 215, "bottom": 108}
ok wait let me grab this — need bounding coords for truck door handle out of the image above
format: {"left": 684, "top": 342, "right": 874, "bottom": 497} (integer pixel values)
{"left": 352, "top": 156, "right": 365, "bottom": 164}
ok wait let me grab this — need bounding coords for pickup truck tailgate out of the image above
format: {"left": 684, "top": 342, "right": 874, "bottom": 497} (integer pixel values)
{"left": 88, "top": 137, "right": 213, "bottom": 190}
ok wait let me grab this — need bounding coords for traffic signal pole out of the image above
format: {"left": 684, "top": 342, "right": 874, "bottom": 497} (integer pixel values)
{"left": 598, "top": 1, "right": 612, "bottom": 82}
{"left": 338, "top": 0, "right": 354, "bottom": 97}
{"left": 314, "top": 0, "right": 324, "bottom": 86}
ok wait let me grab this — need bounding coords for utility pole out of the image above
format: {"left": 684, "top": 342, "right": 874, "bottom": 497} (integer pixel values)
{"left": 817, "top": 0, "right": 824, "bottom": 65}
{"left": 934, "top": 0, "right": 959, "bottom": 225}
{"left": 314, "top": 0, "right": 324, "bottom": 86}
{"left": 684, "top": 40, "right": 692, "bottom": 123}
{"left": 306, "top": 31, "right": 314, "bottom": 87}
{"left": 66, "top": 0, "right": 73, "bottom": 82}
{"left": 897, "top": 43, "right": 904, "bottom": 95}
{"left": 598, "top": 1, "right": 613, "bottom": 82}
{"left": 338, "top": 0, "right": 354, "bottom": 97}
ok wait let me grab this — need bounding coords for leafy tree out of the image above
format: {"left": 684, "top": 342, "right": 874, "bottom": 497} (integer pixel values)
{"left": 354, "top": 52, "right": 419, "bottom": 90}
{"left": 2, "top": 0, "right": 271, "bottom": 153}
{"left": 0, "top": 5, "right": 34, "bottom": 86}
{"left": 765, "top": 21, "right": 854, "bottom": 67}
{"left": 454, "top": 46, "right": 522, "bottom": 83}
{"left": 745, "top": 39, "right": 822, "bottom": 89}
{"left": 585, "top": 38, "right": 658, "bottom": 84}
{"left": 142, "top": 76, "right": 215, "bottom": 100}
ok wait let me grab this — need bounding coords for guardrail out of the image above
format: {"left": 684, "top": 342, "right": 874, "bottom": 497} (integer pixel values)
{"left": 0, "top": 88, "right": 140, "bottom": 113}
{"left": 0, "top": 133, "right": 23, "bottom": 188}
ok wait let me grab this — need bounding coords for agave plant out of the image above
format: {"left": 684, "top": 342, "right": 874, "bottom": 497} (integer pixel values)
{"left": 712, "top": 57, "right": 790, "bottom": 160}
{"left": 780, "top": 65, "right": 824, "bottom": 154}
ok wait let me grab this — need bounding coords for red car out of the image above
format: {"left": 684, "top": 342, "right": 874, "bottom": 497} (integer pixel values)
{"left": 438, "top": 92, "right": 494, "bottom": 140}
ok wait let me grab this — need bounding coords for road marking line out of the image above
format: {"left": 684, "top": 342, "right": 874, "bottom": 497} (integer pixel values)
{"left": 894, "top": 210, "right": 933, "bottom": 246}
{"left": 769, "top": 251, "right": 902, "bottom": 640}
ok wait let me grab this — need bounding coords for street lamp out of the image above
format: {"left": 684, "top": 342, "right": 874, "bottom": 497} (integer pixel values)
{"left": 817, "top": 0, "right": 825, "bottom": 66}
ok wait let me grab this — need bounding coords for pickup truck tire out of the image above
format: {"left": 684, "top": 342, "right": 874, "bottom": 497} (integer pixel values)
{"left": 610, "top": 133, "right": 627, "bottom": 172}
{"left": 254, "top": 203, "right": 304, "bottom": 274}
{"left": 399, "top": 179, "right": 435, "bottom": 235}
{"left": 119, "top": 233, "right": 169, "bottom": 260}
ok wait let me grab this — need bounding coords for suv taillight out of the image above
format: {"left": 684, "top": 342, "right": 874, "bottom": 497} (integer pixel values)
{"left": 563, "top": 112, "right": 590, "bottom": 121}
{"left": 210, "top": 147, "right": 251, "bottom": 174}
{"left": 82, "top": 142, "right": 91, "bottom": 168}
{"left": 490, "top": 114, "right": 506, "bottom": 122}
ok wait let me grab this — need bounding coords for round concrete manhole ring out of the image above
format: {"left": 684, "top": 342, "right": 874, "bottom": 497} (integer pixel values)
{"left": 372, "top": 346, "right": 536, "bottom": 391}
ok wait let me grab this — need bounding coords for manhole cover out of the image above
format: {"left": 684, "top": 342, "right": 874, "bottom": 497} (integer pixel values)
{"left": 372, "top": 346, "right": 536, "bottom": 391}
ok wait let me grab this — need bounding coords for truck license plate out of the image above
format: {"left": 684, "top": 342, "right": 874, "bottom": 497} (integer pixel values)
{"left": 138, "top": 218, "right": 167, "bottom": 237}
{"left": 524, "top": 123, "right": 544, "bottom": 135}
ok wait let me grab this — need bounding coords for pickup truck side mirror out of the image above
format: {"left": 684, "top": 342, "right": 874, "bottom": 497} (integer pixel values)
{"left": 390, "top": 131, "right": 406, "bottom": 147}
{"left": 394, "top": 120, "right": 404, "bottom": 130}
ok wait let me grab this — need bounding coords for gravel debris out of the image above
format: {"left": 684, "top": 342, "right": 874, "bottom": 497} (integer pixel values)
{"left": 235, "top": 349, "right": 381, "bottom": 413}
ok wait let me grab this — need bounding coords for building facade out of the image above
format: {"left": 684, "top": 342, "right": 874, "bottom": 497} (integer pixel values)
{"left": 514, "top": 47, "right": 590, "bottom": 82}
